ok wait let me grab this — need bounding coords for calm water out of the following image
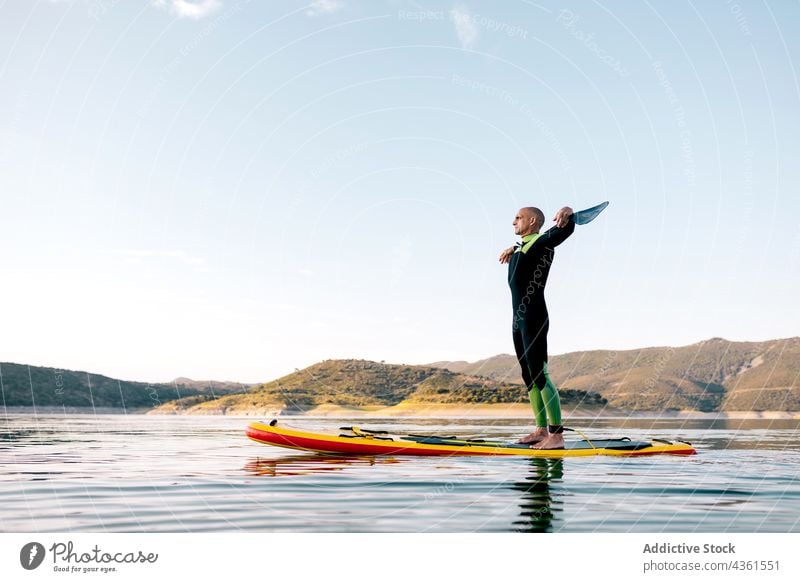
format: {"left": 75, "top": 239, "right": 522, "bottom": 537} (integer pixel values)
{"left": 1, "top": 414, "right": 798, "bottom": 532}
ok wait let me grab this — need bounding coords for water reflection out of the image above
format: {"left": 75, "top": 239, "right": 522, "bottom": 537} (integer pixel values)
{"left": 508, "top": 458, "right": 564, "bottom": 533}
{"left": 3, "top": 413, "right": 797, "bottom": 532}
{"left": 0, "top": 429, "right": 36, "bottom": 442}
{"left": 243, "top": 455, "right": 401, "bottom": 477}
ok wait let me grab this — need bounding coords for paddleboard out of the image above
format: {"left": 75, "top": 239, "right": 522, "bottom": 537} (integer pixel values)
{"left": 246, "top": 420, "right": 696, "bottom": 458}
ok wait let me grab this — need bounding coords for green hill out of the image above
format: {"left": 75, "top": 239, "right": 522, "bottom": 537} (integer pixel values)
{"left": 7, "top": 336, "right": 797, "bottom": 414}
{"left": 0, "top": 362, "right": 245, "bottom": 410}
{"left": 156, "top": 359, "right": 606, "bottom": 414}
{"left": 429, "top": 337, "right": 800, "bottom": 412}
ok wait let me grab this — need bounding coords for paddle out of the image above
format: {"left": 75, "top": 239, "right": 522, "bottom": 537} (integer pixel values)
{"left": 573, "top": 200, "right": 609, "bottom": 225}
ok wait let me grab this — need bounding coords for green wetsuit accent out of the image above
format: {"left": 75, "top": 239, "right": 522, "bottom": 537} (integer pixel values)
{"left": 541, "top": 362, "right": 562, "bottom": 426}
{"left": 528, "top": 383, "right": 547, "bottom": 426}
{"left": 527, "top": 362, "right": 562, "bottom": 428}
{"left": 517, "top": 232, "right": 542, "bottom": 254}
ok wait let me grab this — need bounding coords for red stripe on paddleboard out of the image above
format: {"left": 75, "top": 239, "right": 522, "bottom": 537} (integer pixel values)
{"left": 627, "top": 448, "right": 696, "bottom": 456}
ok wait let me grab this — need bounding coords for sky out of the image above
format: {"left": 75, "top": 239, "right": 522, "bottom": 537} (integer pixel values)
{"left": 1, "top": 0, "right": 799, "bottom": 383}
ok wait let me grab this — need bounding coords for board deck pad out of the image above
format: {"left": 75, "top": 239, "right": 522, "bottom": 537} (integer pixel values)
{"left": 246, "top": 420, "right": 696, "bottom": 458}
{"left": 400, "top": 435, "right": 654, "bottom": 451}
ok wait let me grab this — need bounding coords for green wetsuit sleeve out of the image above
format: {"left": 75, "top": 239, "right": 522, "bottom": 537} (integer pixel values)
{"left": 532, "top": 216, "right": 575, "bottom": 249}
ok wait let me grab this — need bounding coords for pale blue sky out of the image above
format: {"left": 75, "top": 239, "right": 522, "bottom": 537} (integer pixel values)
{"left": 1, "top": 0, "right": 798, "bottom": 382}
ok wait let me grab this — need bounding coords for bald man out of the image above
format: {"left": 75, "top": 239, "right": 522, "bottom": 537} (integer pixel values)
{"left": 499, "top": 206, "right": 574, "bottom": 450}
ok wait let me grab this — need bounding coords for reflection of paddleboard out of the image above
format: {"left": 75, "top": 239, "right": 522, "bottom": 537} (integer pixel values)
{"left": 246, "top": 420, "right": 696, "bottom": 458}
{"left": 243, "top": 455, "right": 398, "bottom": 478}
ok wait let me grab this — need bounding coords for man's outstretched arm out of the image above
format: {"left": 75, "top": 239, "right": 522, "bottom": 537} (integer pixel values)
{"left": 499, "top": 245, "right": 516, "bottom": 264}
{"left": 537, "top": 206, "right": 575, "bottom": 248}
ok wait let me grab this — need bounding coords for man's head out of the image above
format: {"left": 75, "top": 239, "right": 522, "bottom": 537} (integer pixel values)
{"left": 513, "top": 207, "right": 545, "bottom": 236}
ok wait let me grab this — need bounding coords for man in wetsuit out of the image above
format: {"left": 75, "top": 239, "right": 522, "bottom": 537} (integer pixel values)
{"left": 499, "top": 206, "right": 574, "bottom": 450}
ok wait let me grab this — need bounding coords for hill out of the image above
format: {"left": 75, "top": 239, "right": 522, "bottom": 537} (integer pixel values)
{"left": 7, "top": 336, "right": 797, "bottom": 415}
{"left": 0, "top": 362, "right": 244, "bottom": 411}
{"left": 155, "top": 359, "right": 607, "bottom": 414}
{"left": 428, "top": 354, "right": 521, "bottom": 382}
{"left": 429, "top": 337, "right": 800, "bottom": 412}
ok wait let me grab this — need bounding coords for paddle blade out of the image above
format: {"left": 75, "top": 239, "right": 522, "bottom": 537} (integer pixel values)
{"left": 573, "top": 201, "right": 609, "bottom": 225}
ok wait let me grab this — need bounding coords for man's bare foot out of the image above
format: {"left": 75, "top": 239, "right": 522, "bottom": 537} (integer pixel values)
{"left": 530, "top": 433, "right": 565, "bottom": 450}
{"left": 517, "top": 427, "right": 548, "bottom": 444}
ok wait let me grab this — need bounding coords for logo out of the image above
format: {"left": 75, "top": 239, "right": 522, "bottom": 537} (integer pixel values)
{"left": 20, "top": 542, "right": 46, "bottom": 570}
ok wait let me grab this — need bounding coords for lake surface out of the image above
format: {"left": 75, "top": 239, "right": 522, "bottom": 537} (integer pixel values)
{"left": 1, "top": 414, "right": 799, "bottom": 532}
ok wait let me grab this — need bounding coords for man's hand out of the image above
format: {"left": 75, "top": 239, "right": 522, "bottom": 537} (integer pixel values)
{"left": 498, "top": 246, "right": 515, "bottom": 264}
{"left": 553, "top": 206, "right": 573, "bottom": 228}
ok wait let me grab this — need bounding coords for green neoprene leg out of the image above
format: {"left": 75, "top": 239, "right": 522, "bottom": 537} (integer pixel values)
{"left": 528, "top": 385, "right": 547, "bottom": 427}
{"left": 541, "top": 363, "right": 562, "bottom": 426}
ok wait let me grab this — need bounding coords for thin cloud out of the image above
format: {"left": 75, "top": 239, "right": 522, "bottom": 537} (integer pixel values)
{"left": 306, "top": 0, "right": 342, "bottom": 17}
{"left": 451, "top": 4, "right": 478, "bottom": 49}
{"left": 152, "top": 0, "right": 222, "bottom": 20}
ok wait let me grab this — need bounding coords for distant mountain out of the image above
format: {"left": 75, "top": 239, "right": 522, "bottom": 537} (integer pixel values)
{"left": 429, "top": 337, "right": 800, "bottom": 412}
{"left": 155, "top": 359, "right": 606, "bottom": 414}
{"left": 170, "top": 377, "right": 252, "bottom": 393}
{"left": 0, "top": 363, "right": 244, "bottom": 410}
{"left": 428, "top": 355, "right": 521, "bottom": 383}
{"left": 7, "top": 336, "right": 797, "bottom": 414}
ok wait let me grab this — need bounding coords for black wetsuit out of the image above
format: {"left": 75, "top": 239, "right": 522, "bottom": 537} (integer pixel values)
{"left": 507, "top": 218, "right": 575, "bottom": 391}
